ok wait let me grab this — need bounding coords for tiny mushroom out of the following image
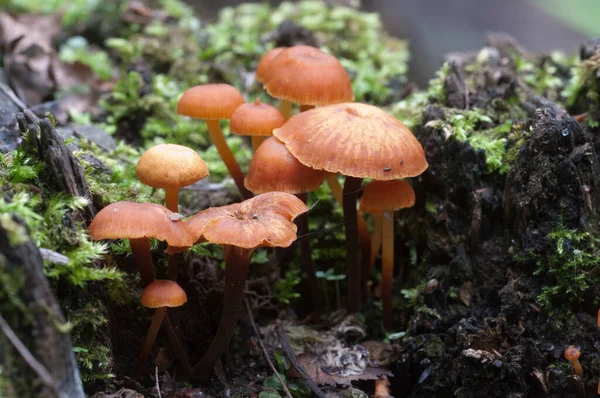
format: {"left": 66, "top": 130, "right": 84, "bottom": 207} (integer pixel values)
{"left": 360, "top": 179, "right": 415, "bottom": 330}
{"left": 177, "top": 84, "right": 251, "bottom": 198}
{"left": 564, "top": 346, "right": 583, "bottom": 377}
{"left": 230, "top": 98, "right": 286, "bottom": 151}
{"left": 187, "top": 192, "right": 308, "bottom": 379}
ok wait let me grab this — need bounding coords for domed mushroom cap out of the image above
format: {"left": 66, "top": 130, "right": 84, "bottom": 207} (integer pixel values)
{"left": 230, "top": 98, "right": 286, "bottom": 137}
{"left": 564, "top": 346, "right": 581, "bottom": 361}
{"left": 273, "top": 102, "right": 428, "bottom": 180}
{"left": 262, "top": 46, "right": 353, "bottom": 106}
{"left": 186, "top": 192, "right": 308, "bottom": 249}
{"left": 136, "top": 144, "right": 209, "bottom": 189}
{"left": 141, "top": 280, "right": 187, "bottom": 308}
{"left": 359, "top": 180, "right": 415, "bottom": 213}
{"left": 245, "top": 137, "right": 327, "bottom": 194}
{"left": 88, "top": 202, "right": 194, "bottom": 248}
{"left": 177, "top": 84, "right": 245, "bottom": 120}
{"left": 256, "top": 47, "right": 285, "bottom": 84}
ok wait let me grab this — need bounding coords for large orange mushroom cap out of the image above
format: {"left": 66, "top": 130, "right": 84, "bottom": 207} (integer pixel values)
{"left": 88, "top": 202, "right": 194, "bottom": 248}
{"left": 256, "top": 47, "right": 285, "bottom": 84}
{"left": 230, "top": 98, "right": 286, "bottom": 137}
{"left": 141, "top": 280, "right": 187, "bottom": 308}
{"left": 177, "top": 84, "right": 245, "bottom": 120}
{"left": 262, "top": 46, "right": 353, "bottom": 106}
{"left": 245, "top": 137, "right": 327, "bottom": 194}
{"left": 360, "top": 180, "right": 416, "bottom": 214}
{"left": 273, "top": 102, "right": 428, "bottom": 180}
{"left": 136, "top": 144, "right": 209, "bottom": 189}
{"left": 186, "top": 192, "right": 308, "bottom": 248}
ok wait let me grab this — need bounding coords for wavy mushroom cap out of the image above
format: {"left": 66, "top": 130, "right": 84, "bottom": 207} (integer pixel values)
{"left": 230, "top": 98, "right": 286, "bottom": 137}
{"left": 262, "top": 46, "right": 353, "bottom": 106}
{"left": 141, "top": 280, "right": 187, "bottom": 308}
{"left": 256, "top": 47, "right": 285, "bottom": 84}
{"left": 136, "top": 144, "right": 208, "bottom": 189}
{"left": 186, "top": 192, "right": 308, "bottom": 248}
{"left": 360, "top": 180, "right": 415, "bottom": 214}
{"left": 177, "top": 84, "right": 245, "bottom": 120}
{"left": 245, "top": 137, "right": 327, "bottom": 194}
{"left": 88, "top": 202, "right": 194, "bottom": 248}
{"left": 273, "top": 102, "right": 428, "bottom": 180}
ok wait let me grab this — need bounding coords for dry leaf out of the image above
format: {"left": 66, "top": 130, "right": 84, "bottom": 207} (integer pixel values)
{"left": 295, "top": 353, "right": 392, "bottom": 387}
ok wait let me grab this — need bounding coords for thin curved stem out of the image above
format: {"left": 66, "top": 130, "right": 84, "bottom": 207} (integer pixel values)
{"left": 369, "top": 214, "right": 383, "bottom": 272}
{"left": 134, "top": 307, "right": 167, "bottom": 380}
{"left": 167, "top": 253, "right": 181, "bottom": 341}
{"left": 279, "top": 100, "right": 292, "bottom": 120}
{"left": 163, "top": 313, "right": 191, "bottom": 381}
{"left": 300, "top": 104, "right": 315, "bottom": 112}
{"left": 130, "top": 238, "right": 155, "bottom": 288}
{"left": 205, "top": 120, "right": 252, "bottom": 199}
{"left": 381, "top": 209, "right": 395, "bottom": 330}
{"left": 192, "top": 245, "right": 252, "bottom": 379}
{"left": 165, "top": 187, "right": 179, "bottom": 213}
{"left": 343, "top": 176, "right": 364, "bottom": 313}
{"left": 251, "top": 136, "right": 264, "bottom": 152}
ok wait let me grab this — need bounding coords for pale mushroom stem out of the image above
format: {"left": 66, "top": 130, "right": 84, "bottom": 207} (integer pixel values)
{"left": 368, "top": 213, "right": 383, "bottom": 279}
{"left": 129, "top": 238, "right": 155, "bottom": 288}
{"left": 192, "top": 245, "right": 252, "bottom": 379}
{"left": 296, "top": 192, "right": 324, "bottom": 317}
{"left": 134, "top": 307, "right": 166, "bottom": 379}
{"left": 381, "top": 209, "right": 395, "bottom": 330}
{"left": 300, "top": 104, "right": 315, "bottom": 112}
{"left": 326, "top": 175, "right": 372, "bottom": 301}
{"left": 205, "top": 120, "right": 253, "bottom": 199}
{"left": 251, "top": 136, "right": 264, "bottom": 152}
{"left": 165, "top": 187, "right": 179, "bottom": 213}
{"left": 343, "top": 176, "right": 364, "bottom": 313}
{"left": 279, "top": 100, "right": 292, "bottom": 120}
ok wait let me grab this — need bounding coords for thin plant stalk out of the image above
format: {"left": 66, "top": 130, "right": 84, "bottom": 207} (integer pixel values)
{"left": 129, "top": 238, "right": 155, "bottom": 288}
{"left": 205, "top": 120, "right": 252, "bottom": 199}
{"left": 343, "top": 176, "right": 364, "bottom": 313}
{"left": 381, "top": 209, "right": 395, "bottom": 330}
{"left": 251, "top": 136, "right": 264, "bottom": 152}
{"left": 134, "top": 307, "right": 167, "bottom": 379}
{"left": 280, "top": 100, "right": 292, "bottom": 120}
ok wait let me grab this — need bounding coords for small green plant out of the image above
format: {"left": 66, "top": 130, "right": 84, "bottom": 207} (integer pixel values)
{"left": 316, "top": 268, "right": 345, "bottom": 309}
{"left": 274, "top": 268, "right": 302, "bottom": 305}
{"left": 259, "top": 351, "right": 311, "bottom": 398}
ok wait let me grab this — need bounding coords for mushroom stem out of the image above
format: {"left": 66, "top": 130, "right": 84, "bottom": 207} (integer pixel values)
{"left": 165, "top": 187, "right": 179, "bottom": 213}
{"left": 205, "top": 120, "right": 253, "bottom": 199}
{"left": 167, "top": 253, "right": 181, "bottom": 340}
{"left": 129, "top": 238, "right": 155, "bottom": 288}
{"left": 296, "top": 192, "right": 324, "bottom": 317}
{"left": 192, "top": 245, "right": 252, "bottom": 379}
{"left": 251, "top": 136, "right": 264, "bottom": 152}
{"left": 134, "top": 306, "right": 167, "bottom": 379}
{"left": 571, "top": 359, "right": 583, "bottom": 377}
{"left": 381, "top": 209, "right": 395, "bottom": 330}
{"left": 280, "top": 100, "right": 292, "bottom": 120}
{"left": 343, "top": 176, "right": 364, "bottom": 313}
{"left": 163, "top": 312, "right": 191, "bottom": 381}
{"left": 370, "top": 214, "right": 383, "bottom": 270}
{"left": 300, "top": 104, "right": 315, "bottom": 112}
{"left": 326, "top": 175, "right": 371, "bottom": 301}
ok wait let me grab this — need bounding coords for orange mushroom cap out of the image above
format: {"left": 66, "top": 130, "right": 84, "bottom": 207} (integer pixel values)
{"left": 256, "top": 47, "right": 285, "bottom": 84}
{"left": 136, "top": 144, "right": 209, "bottom": 189}
{"left": 360, "top": 180, "right": 416, "bottom": 214}
{"left": 88, "top": 202, "right": 194, "bottom": 248}
{"left": 141, "top": 280, "right": 187, "bottom": 308}
{"left": 245, "top": 137, "right": 327, "bottom": 194}
{"left": 273, "top": 102, "right": 428, "bottom": 180}
{"left": 262, "top": 46, "right": 353, "bottom": 106}
{"left": 177, "top": 84, "right": 244, "bottom": 120}
{"left": 230, "top": 98, "right": 286, "bottom": 137}
{"left": 564, "top": 346, "right": 581, "bottom": 361}
{"left": 186, "top": 192, "right": 308, "bottom": 249}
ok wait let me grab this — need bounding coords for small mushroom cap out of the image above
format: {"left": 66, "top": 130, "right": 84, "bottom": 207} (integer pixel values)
{"left": 88, "top": 202, "right": 194, "bottom": 247}
{"left": 141, "top": 280, "right": 187, "bottom": 308}
{"left": 360, "top": 180, "right": 415, "bottom": 213}
{"left": 564, "top": 346, "right": 581, "bottom": 361}
{"left": 273, "top": 102, "right": 428, "bottom": 180}
{"left": 256, "top": 47, "right": 285, "bottom": 84}
{"left": 245, "top": 137, "right": 327, "bottom": 194}
{"left": 186, "top": 192, "right": 308, "bottom": 249}
{"left": 136, "top": 144, "right": 209, "bottom": 189}
{"left": 230, "top": 98, "right": 286, "bottom": 137}
{"left": 262, "top": 46, "right": 353, "bottom": 106}
{"left": 177, "top": 84, "right": 244, "bottom": 120}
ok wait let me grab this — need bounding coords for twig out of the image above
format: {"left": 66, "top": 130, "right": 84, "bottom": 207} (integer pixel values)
{"left": 0, "top": 314, "right": 68, "bottom": 398}
{"left": 244, "top": 299, "right": 293, "bottom": 398}
{"left": 275, "top": 323, "right": 326, "bottom": 398}
{"left": 155, "top": 367, "right": 162, "bottom": 398}
{"left": 0, "top": 82, "right": 30, "bottom": 112}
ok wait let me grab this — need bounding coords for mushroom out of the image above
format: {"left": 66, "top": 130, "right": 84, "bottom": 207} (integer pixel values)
{"left": 187, "top": 192, "right": 308, "bottom": 378}
{"left": 564, "top": 346, "right": 583, "bottom": 377}
{"left": 134, "top": 280, "right": 189, "bottom": 379}
{"left": 245, "top": 137, "right": 327, "bottom": 316}
{"left": 177, "top": 84, "right": 251, "bottom": 199}
{"left": 230, "top": 98, "right": 286, "bottom": 152}
{"left": 256, "top": 47, "right": 285, "bottom": 85}
{"left": 260, "top": 45, "right": 353, "bottom": 119}
{"left": 360, "top": 179, "right": 415, "bottom": 330}
{"left": 274, "top": 103, "right": 428, "bottom": 313}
